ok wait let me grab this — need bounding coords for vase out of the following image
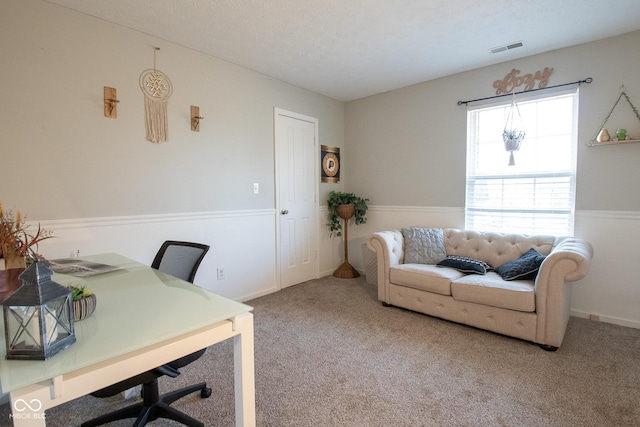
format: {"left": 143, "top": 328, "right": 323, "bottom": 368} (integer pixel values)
{"left": 597, "top": 129, "right": 610, "bottom": 143}
{"left": 0, "top": 268, "right": 23, "bottom": 304}
{"left": 73, "top": 294, "right": 97, "bottom": 321}
{"left": 1, "top": 245, "right": 26, "bottom": 270}
{"left": 333, "top": 204, "right": 360, "bottom": 279}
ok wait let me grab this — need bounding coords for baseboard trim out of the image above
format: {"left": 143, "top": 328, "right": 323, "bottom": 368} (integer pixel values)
{"left": 570, "top": 310, "right": 640, "bottom": 329}
{"left": 238, "top": 285, "right": 279, "bottom": 303}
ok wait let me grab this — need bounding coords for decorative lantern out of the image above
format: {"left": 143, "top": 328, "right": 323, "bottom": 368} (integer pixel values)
{"left": 2, "top": 261, "right": 75, "bottom": 360}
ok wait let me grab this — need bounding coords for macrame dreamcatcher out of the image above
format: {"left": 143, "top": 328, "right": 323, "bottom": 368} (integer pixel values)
{"left": 139, "top": 47, "right": 173, "bottom": 143}
{"left": 502, "top": 93, "right": 526, "bottom": 166}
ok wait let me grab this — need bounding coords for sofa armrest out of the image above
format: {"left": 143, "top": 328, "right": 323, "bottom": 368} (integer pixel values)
{"left": 368, "top": 231, "right": 404, "bottom": 303}
{"left": 546, "top": 236, "right": 594, "bottom": 282}
{"left": 534, "top": 236, "right": 594, "bottom": 347}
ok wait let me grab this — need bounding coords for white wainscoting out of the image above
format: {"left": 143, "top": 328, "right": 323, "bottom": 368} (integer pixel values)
{"left": 345, "top": 205, "right": 466, "bottom": 273}
{"left": 344, "top": 206, "right": 640, "bottom": 330}
{"left": 571, "top": 210, "right": 640, "bottom": 329}
{"left": 28, "top": 206, "right": 640, "bottom": 328}
{"left": 36, "top": 210, "right": 278, "bottom": 302}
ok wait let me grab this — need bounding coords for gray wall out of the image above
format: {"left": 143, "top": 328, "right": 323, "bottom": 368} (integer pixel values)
{"left": 0, "top": 0, "right": 345, "bottom": 220}
{"left": 344, "top": 31, "right": 640, "bottom": 327}
{"left": 346, "top": 31, "right": 640, "bottom": 211}
{"left": 2, "top": 0, "right": 639, "bottom": 325}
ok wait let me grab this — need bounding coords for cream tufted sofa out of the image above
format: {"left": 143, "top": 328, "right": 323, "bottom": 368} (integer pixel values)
{"left": 368, "top": 228, "right": 593, "bottom": 350}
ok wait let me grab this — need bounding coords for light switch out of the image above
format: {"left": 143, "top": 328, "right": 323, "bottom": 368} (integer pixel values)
{"left": 253, "top": 183, "right": 259, "bottom": 194}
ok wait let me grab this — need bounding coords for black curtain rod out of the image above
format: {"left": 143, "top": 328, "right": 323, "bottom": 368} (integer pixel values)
{"left": 457, "top": 77, "right": 593, "bottom": 106}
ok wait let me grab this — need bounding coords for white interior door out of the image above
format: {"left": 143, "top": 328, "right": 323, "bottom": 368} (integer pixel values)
{"left": 275, "top": 108, "right": 318, "bottom": 288}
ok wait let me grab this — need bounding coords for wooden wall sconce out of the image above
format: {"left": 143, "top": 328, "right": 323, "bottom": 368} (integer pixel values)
{"left": 191, "top": 105, "right": 204, "bottom": 132}
{"left": 103, "top": 86, "right": 119, "bottom": 118}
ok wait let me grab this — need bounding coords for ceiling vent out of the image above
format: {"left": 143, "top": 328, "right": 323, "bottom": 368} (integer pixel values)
{"left": 490, "top": 41, "right": 524, "bottom": 54}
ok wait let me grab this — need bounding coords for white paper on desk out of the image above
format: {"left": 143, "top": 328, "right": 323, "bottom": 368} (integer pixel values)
{"left": 48, "top": 258, "right": 121, "bottom": 277}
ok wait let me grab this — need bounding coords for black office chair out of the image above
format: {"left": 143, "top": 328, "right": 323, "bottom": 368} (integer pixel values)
{"left": 82, "top": 241, "right": 212, "bottom": 427}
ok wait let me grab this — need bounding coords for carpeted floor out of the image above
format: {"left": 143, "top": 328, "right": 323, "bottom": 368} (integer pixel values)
{"left": 1, "top": 275, "right": 639, "bottom": 426}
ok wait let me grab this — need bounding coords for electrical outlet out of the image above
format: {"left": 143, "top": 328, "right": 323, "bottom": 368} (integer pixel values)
{"left": 217, "top": 267, "right": 225, "bottom": 280}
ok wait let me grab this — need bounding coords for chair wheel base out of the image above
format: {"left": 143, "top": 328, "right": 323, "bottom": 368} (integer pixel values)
{"left": 82, "top": 381, "right": 211, "bottom": 427}
{"left": 200, "top": 387, "right": 212, "bottom": 398}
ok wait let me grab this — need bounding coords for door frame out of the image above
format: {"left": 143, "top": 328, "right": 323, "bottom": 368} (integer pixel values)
{"left": 273, "top": 107, "right": 320, "bottom": 290}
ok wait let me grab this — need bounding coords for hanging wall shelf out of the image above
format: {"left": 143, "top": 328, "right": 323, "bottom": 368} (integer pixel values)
{"left": 588, "top": 137, "right": 640, "bottom": 147}
{"left": 588, "top": 87, "right": 640, "bottom": 146}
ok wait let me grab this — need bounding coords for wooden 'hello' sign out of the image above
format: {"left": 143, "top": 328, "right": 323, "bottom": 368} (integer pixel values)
{"left": 493, "top": 67, "right": 554, "bottom": 95}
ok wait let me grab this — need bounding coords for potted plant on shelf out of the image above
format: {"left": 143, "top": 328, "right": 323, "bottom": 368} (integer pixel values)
{"left": 327, "top": 191, "right": 369, "bottom": 279}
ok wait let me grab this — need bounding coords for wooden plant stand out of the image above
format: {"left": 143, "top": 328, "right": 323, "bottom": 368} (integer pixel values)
{"left": 333, "top": 204, "right": 360, "bottom": 279}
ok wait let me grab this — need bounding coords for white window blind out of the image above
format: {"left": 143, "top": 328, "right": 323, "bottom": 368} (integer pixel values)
{"left": 465, "top": 90, "right": 578, "bottom": 236}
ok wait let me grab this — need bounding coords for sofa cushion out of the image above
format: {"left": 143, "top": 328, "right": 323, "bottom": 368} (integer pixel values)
{"left": 436, "top": 255, "right": 492, "bottom": 275}
{"left": 390, "top": 264, "right": 461, "bottom": 296}
{"left": 451, "top": 272, "right": 535, "bottom": 312}
{"left": 444, "top": 228, "right": 555, "bottom": 269}
{"left": 401, "top": 227, "right": 446, "bottom": 264}
{"left": 495, "top": 248, "right": 546, "bottom": 281}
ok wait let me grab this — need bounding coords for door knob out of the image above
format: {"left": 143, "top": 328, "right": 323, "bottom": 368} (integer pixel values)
{"left": 281, "top": 210, "right": 289, "bottom": 215}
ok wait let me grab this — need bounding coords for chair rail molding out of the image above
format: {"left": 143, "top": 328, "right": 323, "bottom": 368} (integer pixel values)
{"left": 37, "top": 209, "right": 276, "bottom": 230}
{"left": 32, "top": 209, "right": 278, "bottom": 303}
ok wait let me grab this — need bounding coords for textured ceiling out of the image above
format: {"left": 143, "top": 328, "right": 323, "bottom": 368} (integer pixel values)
{"left": 44, "top": 0, "right": 640, "bottom": 101}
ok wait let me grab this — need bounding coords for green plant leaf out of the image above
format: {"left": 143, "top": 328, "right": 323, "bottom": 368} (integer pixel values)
{"left": 326, "top": 191, "right": 369, "bottom": 237}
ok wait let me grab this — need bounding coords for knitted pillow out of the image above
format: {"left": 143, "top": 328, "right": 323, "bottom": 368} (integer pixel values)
{"left": 401, "top": 227, "right": 446, "bottom": 264}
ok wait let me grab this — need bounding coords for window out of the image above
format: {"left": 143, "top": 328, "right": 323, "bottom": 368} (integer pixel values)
{"left": 465, "top": 90, "right": 578, "bottom": 236}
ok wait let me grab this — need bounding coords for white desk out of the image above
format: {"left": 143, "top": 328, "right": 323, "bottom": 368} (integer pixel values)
{"left": 0, "top": 253, "right": 255, "bottom": 426}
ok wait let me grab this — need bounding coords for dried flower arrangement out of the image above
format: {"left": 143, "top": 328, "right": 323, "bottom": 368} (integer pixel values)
{"left": 0, "top": 201, "right": 54, "bottom": 268}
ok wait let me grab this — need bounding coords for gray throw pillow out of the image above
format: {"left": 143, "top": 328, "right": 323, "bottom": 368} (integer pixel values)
{"left": 401, "top": 227, "right": 446, "bottom": 264}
